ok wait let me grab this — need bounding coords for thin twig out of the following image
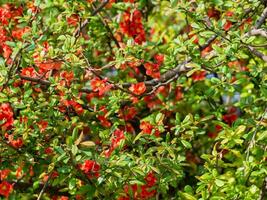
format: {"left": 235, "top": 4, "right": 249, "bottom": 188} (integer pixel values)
{"left": 73, "top": 0, "right": 110, "bottom": 37}
{"left": 37, "top": 171, "right": 53, "bottom": 200}
{"left": 246, "top": 108, "right": 267, "bottom": 161}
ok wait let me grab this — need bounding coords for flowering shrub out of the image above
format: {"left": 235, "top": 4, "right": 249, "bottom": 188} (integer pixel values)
{"left": 0, "top": 0, "right": 266, "bottom": 199}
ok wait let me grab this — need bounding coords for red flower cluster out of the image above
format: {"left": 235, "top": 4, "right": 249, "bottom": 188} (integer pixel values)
{"left": 120, "top": 9, "right": 146, "bottom": 44}
{"left": 144, "top": 62, "right": 160, "bottom": 79}
{"left": 118, "top": 172, "right": 157, "bottom": 200}
{"left": 0, "top": 4, "right": 22, "bottom": 25}
{"left": 140, "top": 121, "right": 160, "bottom": 137}
{"left": 33, "top": 51, "right": 62, "bottom": 72}
{"left": 0, "top": 4, "right": 24, "bottom": 62}
{"left": 105, "top": 129, "right": 125, "bottom": 157}
{"left": 91, "top": 77, "right": 112, "bottom": 96}
{"left": 10, "top": 138, "right": 23, "bottom": 148}
{"left": 0, "top": 103, "right": 14, "bottom": 130}
{"left": 0, "top": 181, "right": 13, "bottom": 198}
{"left": 12, "top": 26, "right": 30, "bottom": 40}
{"left": 79, "top": 160, "right": 100, "bottom": 179}
{"left": 144, "top": 54, "right": 164, "bottom": 79}
{"left": 129, "top": 82, "right": 146, "bottom": 95}
{"left": 137, "top": 55, "right": 164, "bottom": 79}
{"left": 60, "top": 71, "right": 74, "bottom": 86}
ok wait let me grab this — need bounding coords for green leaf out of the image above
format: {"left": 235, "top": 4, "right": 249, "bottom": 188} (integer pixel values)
{"left": 179, "top": 192, "right": 197, "bottom": 200}
{"left": 69, "top": 178, "right": 76, "bottom": 190}
{"left": 181, "top": 140, "right": 192, "bottom": 149}
{"left": 215, "top": 179, "right": 225, "bottom": 187}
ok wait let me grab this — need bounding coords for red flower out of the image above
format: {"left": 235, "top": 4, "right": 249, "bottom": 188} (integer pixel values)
{"left": 12, "top": 27, "right": 30, "bottom": 40}
{"left": 67, "top": 14, "right": 79, "bottom": 26}
{"left": 105, "top": 129, "right": 125, "bottom": 157}
{"left": 97, "top": 106, "right": 111, "bottom": 128}
{"left": 191, "top": 70, "right": 206, "bottom": 81}
{"left": 44, "top": 147, "right": 53, "bottom": 155}
{"left": 120, "top": 9, "right": 146, "bottom": 44}
{"left": 223, "top": 112, "right": 238, "bottom": 125}
{"left": 91, "top": 77, "right": 112, "bottom": 96}
{"left": 144, "top": 62, "right": 160, "bottom": 79}
{"left": 60, "top": 71, "right": 74, "bottom": 86}
{"left": 144, "top": 172, "right": 157, "bottom": 187}
{"left": 189, "top": 33, "right": 199, "bottom": 44}
{"left": 10, "top": 138, "right": 23, "bottom": 148}
{"left": 154, "top": 54, "right": 164, "bottom": 65}
{"left": 0, "top": 169, "right": 11, "bottom": 181}
{"left": 0, "top": 6, "right": 12, "bottom": 25}
{"left": 16, "top": 166, "right": 23, "bottom": 179}
{"left": 21, "top": 67, "right": 37, "bottom": 77}
{"left": 79, "top": 160, "right": 100, "bottom": 179}
{"left": 38, "top": 120, "right": 48, "bottom": 133}
{"left": 64, "top": 100, "right": 84, "bottom": 115}
{"left": 120, "top": 172, "right": 157, "bottom": 200}
{"left": 2, "top": 43, "right": 12, "bottom": 59}
{"left": 175, "top": 86, "right": 183, "bottom": 101}
{"left": 140, "top": 121, "right": 160, "bottom": 137}
{"left": 225, "top": 11, "right": 234, "bottom": 17}
{"left": 119, "top": 106, "right": 137, "bottom": 121}
{"left": 201, "top": 45, "right": 213, "bottom": 57}
{"left": 0, "top": 181, "right": 13, "bottom": 198}
{"left": 129, "top": 82, "right": 146, "bottom": 95}
{"left": 0, "top": 103, "right": 14, "bottom": 130}
{"left": 223, "top": 20, "right": 232, "bottom": 31}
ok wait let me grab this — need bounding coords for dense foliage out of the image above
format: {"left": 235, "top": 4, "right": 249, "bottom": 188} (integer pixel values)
{"left": 0, "top": 0, "right": 266, "bottom": 199}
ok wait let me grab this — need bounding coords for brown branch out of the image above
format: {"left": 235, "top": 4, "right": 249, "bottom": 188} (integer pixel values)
{"left": 73, "top": 0, "right": 110, "bottom": 37}
{"left": 92, "top": 3, "right": 121, "bottom": 49}
{"left": 255, "top": 7, "right": 267, "bottom": 29}
{"left": 247, "top": 46, "right": 267, "bottom": 62}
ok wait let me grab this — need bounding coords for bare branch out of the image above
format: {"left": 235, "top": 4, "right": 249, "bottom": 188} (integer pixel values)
{"left": 37, "top": 172, "right": 53, "bottom": 200}
{"left": 247, "top": 46, "right": 267, "bottom": 62}
{"left": 255, "top": 7, "right": 267, "bottom": 29}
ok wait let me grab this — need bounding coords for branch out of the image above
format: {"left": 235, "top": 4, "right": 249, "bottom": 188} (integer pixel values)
{"left": 247, "top": 46, "right": 267, "bottom": 62}
{"left": 247, "top": 28, "right": 267, "bottom": 38}
{"left": 92, "top": 3, "right": 120, "bottom": 48}
{"left": 73, "top": 0, "right": 110, "bottom": 37}
{"left": 255, "top": 7, "right": 267, "bottom": 29}
{"left": 37, "top": 172, "right": 52, "bottom": 200}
